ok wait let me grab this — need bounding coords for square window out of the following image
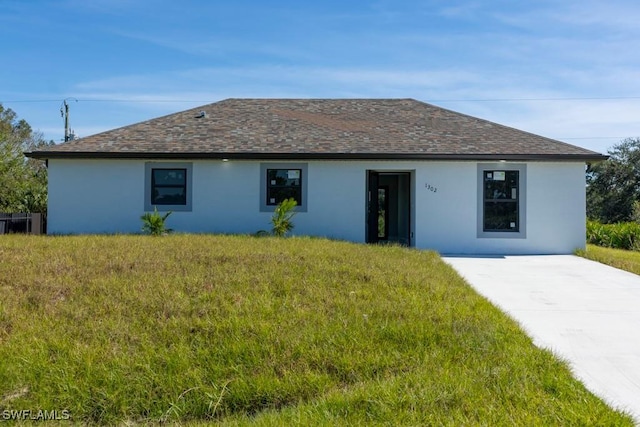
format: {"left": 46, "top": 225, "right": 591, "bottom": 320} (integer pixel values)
{"left": 145, "top": 162, "right": 192, "bottom": 212}
{"left": 260, "top": 163, "right": 308, "bottom": 212}
{"left": 266, "top": 169, "right": 302, "bottom": 206}
{"left": 151, "top": 169, "right": 187, "bottom": 205}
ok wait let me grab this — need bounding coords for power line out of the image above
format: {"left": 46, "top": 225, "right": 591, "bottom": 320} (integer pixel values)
{"left": 558, "top": 136, "right": 629, "bottom": 140}
{"left": 2, "top": 96, "right": 640, "bottom": 103}
{"left": 429, "top": 96, "right": 640, "bottom": 102}
{"left": 0, "top": 99, "right": 209, "bottom": 103}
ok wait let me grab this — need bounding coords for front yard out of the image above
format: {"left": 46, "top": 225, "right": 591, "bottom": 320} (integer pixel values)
{"left": 0, "top": 235, "right": 632, "bottom": 425}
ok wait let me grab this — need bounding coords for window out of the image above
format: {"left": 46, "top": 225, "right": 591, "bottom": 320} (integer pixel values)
{"left": 144, "top": 162, "right": 193, "bottom": 212}
{"left": 483, "top": 170, "right": 519, "bottom": 232}
{"left": 477, "top": 164, "right": 526, "bottom": 238}
{"left": 152, "top": 169, "right": 187, "bottom": 205}
{"left": 260, "top": 163, "right": 308, "bottom": 212}
{"left": 266, "top": 169, "right": 302, "bottom": 206}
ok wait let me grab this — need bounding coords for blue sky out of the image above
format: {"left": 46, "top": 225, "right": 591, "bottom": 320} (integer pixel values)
{"left": 2, "top": 0, "right": 639, "bottom": 154}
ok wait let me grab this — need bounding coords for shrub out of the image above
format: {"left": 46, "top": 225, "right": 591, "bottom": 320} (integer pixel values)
{"left": 586, "top": 220, "right": 640, "bottom": 250}
{"left": 271, "top": 198, "right": 297, "bottom": 237}
{"left": 141, "top": 206, "right": 173, "bottom": 236}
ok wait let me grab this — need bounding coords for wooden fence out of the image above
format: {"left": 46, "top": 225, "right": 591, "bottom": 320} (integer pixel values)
{"left": 0, "top": 213, "right": 45, "bottom": 235}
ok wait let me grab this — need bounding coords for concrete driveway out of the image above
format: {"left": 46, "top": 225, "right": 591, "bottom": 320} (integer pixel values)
{"left": 442, "top": 255, "right": 640, "bottom": 421}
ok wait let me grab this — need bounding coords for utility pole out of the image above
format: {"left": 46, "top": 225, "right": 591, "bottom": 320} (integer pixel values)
{"left": 62, "top": 100, "right": 70, "bottom": 142}
{"left": 60, "top": 98, "right": 77, "bottom": 142}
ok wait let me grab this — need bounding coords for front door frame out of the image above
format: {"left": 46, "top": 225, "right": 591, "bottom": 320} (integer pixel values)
{"left": 366, "top": 170, "right": 413, "bottom": 246}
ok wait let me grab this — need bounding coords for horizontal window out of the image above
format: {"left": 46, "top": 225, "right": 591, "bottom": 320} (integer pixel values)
{"left": 484, "top": 201, "right": 518, "bottom": 231}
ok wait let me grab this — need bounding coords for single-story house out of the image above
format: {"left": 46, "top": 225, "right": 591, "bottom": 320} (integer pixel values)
{"left": 27, "top": 98, "right": 606, "bottom": 254}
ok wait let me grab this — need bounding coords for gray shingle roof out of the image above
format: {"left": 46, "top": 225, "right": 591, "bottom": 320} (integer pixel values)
{"left": 27, "top": 98, "right": 606, "bottom": 161}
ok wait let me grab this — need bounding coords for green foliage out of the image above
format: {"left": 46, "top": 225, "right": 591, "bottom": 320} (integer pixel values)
{"left": 587, "top": 137, "right": 640, "bottom": 223}
{"left": 271, "top": 198, "right": 297, "bottom": 237}
{"left": 140, "top": 206, "right": 173, "bottom": 235}
{"left": 0, "top": 235, "right": 632, "bottom": 425}
{"left": 0, "top": 104, "right": 52, "bottom": 214}
{"left": 632, "top": 201, "right": 640, "bottom": 223}
{"left": 586, "top": 220, "right": 640, "bottom": 250}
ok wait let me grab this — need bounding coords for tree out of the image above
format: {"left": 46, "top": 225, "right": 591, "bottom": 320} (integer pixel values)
{"left": 0, "top": 104, "right": 52, "bottom": 213}
{"left": 587, "top": 137, "right": 640, "bottom": 223}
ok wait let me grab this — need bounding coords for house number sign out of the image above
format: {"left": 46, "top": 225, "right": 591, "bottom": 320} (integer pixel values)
{"left": 425, "top": 183, "right": 438, "bottom": 193}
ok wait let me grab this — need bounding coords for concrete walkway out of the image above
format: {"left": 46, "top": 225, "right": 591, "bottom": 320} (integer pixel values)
{"left": 442, "top": 255, "right": 640, "bottom": 421}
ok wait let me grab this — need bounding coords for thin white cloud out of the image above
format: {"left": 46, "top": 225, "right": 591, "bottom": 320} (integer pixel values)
{"left": 536, "top": 0, "right": 640, "bottom": 30}
{"left": 6, "top": 0, "right": 640, "bottom": 155}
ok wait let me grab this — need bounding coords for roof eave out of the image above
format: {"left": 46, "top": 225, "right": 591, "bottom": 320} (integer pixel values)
{"left": 25, "top": 151, "right": 609, "bottom": 162}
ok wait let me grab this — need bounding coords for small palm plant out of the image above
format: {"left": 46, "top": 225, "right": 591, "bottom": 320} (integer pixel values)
{"left": 271, "top": 198, "right": 297, "bottom": 237}
{"left": 141, "top": 206, "right": 173, "bottom": 236}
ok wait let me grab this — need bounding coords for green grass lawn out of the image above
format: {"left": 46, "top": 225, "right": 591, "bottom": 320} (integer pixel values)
{"left": 577, "top": 244, "right": 640, "bottom": 276}
{"left": 0, "top": 235, "right": 633, "bottom": 425}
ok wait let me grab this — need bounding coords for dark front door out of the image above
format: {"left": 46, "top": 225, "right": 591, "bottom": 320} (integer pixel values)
{"left": 367, "top": 171, "right": 411, "bottom": 245}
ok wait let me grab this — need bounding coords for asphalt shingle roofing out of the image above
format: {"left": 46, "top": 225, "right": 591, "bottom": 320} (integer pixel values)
{"left": 27, "top": 98, "right": 606, "bottom": 161}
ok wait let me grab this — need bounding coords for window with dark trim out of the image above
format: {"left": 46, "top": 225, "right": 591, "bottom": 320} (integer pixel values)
{"left": 259, "top": 163, "right": 308, "bottom": 212}
{"left": 151, "top": 168, "right": 187, "bottom": 205}
{"left": 266, "top": 168, "right": 302, "bottom": 206}
{"left": 144, "top": 162, "right": 193, "bottom": 212}
{"left": 483, "top": 170, "right": 519, "bottom": 232}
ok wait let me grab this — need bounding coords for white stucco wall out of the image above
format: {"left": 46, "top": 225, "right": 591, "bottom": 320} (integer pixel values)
{"left": 47, "top": 158, "right": 586, "bottom": 254}
{"left": 413, "top": 161, "right": 586, "bottom": 254}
